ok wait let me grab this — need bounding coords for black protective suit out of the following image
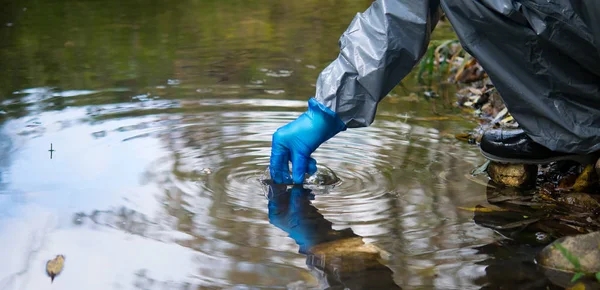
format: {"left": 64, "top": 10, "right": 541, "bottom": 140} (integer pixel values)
{"left": 314, "top": 0, "right": 600, "bottom": 154}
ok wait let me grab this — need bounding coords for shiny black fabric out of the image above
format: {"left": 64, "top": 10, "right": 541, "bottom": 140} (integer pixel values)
{"left": 442, "top": 0, "right": 600, "bottom": 154}
{"left": 315, "top": 0, "right": 600, "bottom": 154}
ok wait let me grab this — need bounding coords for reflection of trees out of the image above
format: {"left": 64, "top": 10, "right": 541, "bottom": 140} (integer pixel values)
{"left": 0, "top": 130, "right": 12, "bottom": 194}
{"left": 0, "top": 0, "right": 398, "bottom": 101}
{"left": 132, "top": 269, "right": 193, "bottom": 290}
{"left": 73, "top": 207, "right": 153, "bottom": 239}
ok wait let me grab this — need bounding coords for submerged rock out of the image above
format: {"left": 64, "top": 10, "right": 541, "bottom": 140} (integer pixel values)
{"left": 309, "top": 237, "right": 387, "bottom": 273}
{"left": 537, "top": 231, "right": 600, "bottom": 274}
{"left": 486, "top": 162, "right": 537, "bottom": 188}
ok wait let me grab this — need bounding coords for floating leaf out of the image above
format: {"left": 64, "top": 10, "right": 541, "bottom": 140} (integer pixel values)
{"left": 457, "top": 205, "right": 507, "bottom": 213}
{"left": 573, "top": 165, "right": 596, "bottom": 192}
{"left": 471, "top": 160, "right": 491, "bottom": 176}
{"left": 490, "top": 107, "right": 508, "bottom": 124}
{"left": 46, "top": 255, "right": 65, "bottom": 282}
{"left": 455, "top": 133, "right": 472, "bottom": 142}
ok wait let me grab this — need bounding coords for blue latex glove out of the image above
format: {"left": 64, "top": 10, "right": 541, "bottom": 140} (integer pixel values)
{"left": 270, "top": 98, "right": 346, "bottom": 184}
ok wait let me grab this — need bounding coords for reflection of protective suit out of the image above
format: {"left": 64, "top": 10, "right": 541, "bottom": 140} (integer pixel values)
{"left": 315, "top": 0, "right": 600, "bottom": 154}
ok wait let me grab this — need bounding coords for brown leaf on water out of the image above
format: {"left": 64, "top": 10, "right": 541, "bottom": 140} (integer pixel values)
{"left": 573, "top": 165, "right": 597, "bottom": 192}
{"left": 46, "top": 255, "right": 65, "bottom": 283}
{"left": 454, "top": 133, "right": 471, "bottom": 143}
{"left": 557, "top": 173, "right": 578, "bottom": 190}
{"left": 454, "top": 58, "right": 487, "bottom": 83}
{"left": 457, "top": 206, "right": 508, "bottom": 213}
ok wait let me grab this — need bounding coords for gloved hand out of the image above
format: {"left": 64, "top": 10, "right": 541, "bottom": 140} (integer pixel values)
{"left": 270, "top": 98, "right": 346, "bottom": 184}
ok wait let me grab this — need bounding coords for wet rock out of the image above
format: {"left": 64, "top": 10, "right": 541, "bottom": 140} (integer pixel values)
{"left": 557, "top": 193, "right": 600, "bottom": 211}
{"left": 486, "top": 162, "right": 537, "bottom": 188}
{"left": 537, "top": 231, "right": 600, "bottom": 275}
{"left": 573, "top": 165, "right": 598, "bottom": 192}
{"left": 308, "top": 237, "right": 387, "bottom": 273}
{"left": 541, "top": 268, "right": 600, "bottom": 289}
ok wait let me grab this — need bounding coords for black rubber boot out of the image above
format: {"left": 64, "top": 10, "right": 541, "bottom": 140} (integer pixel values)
{"left": 479, "top": 128, "right": 597, "bottom": 165}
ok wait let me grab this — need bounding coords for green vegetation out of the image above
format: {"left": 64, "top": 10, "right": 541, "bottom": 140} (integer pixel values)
{"left": 417, "top": 39, "right": 466, "bottom": 84}
{"left": 553, "top": 242, "right": 585, "bottom": 282}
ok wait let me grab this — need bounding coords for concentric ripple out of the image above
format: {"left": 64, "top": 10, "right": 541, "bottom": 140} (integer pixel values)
{"left": 1, "top": 87, "right": 496, "bottom": 289}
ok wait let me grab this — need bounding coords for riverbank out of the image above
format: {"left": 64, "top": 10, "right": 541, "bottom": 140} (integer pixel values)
{"left": 423, "top": 40, "right": 600, "bottom": 287}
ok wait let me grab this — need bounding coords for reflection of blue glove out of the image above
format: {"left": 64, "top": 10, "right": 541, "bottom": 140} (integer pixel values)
{"left": 268, "top": 185, "right": 358, "bottom": 254}
{"left": 270, "top": 98, "right": 346, "bottom": 184}
{"left": 267, "top": 185, "right": 328, "bottom": 254}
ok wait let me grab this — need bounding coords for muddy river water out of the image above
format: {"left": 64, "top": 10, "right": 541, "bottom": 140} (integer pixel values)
{"left": 0, "top": 1, "right": 560, "bottom": 289}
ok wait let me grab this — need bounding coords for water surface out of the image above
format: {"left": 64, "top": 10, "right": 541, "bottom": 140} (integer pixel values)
{"left": 0, "top": 1, "right": 555, "bottom": 289}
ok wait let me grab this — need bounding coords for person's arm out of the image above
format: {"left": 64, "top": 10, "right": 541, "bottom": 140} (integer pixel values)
{"left": 270, "top": 0, "right": 441, "bottom": 184}
{"left": 316, "top": 0, "right": 441, "bottom": 128}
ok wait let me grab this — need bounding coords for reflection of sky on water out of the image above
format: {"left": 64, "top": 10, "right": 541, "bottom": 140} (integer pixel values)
{"left": 0, "top": 77, "right": 565, "bottom": 289}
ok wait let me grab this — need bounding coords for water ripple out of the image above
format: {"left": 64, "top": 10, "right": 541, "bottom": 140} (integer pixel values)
{"left": 0, "top": 87, "right": 495, "bottom": 289}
